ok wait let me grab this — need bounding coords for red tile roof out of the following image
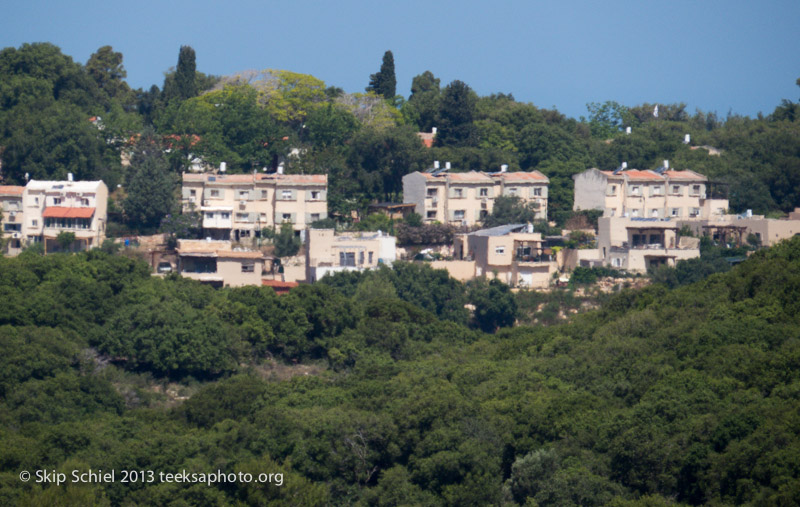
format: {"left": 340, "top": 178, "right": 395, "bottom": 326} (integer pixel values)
{"left": 0, "top": 185, "right": 24, "bottom": 196}
{"left": 42, "top": 207, "right": 95, "bottom": 219}
{"left": 417, "top": 132, "right": 435, "bottom": 148}
{"left": 663, "top": 170, "right": 707, "bottom": 181}
{"left": 423, "top": 171, "right": 493, "bottom": 183}
{"left": 623, "top": 169, "right": 663, "bottom": 181}
{"left": 493, "top": 171, "right": 549, "bottom": 182}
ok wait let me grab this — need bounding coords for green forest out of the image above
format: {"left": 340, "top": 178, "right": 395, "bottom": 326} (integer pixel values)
{"left": 1, "top": 233, "right": 800, "bottom": 505}
{"left": 1, "top": 43, "right": 799, "bottom": 234}
{"left": 3, "top": 42, "right": 800, "bottom": 505}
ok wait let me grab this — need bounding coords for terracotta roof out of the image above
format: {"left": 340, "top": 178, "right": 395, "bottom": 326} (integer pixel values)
{"left": 261, "top": 174, "right": 327, "bottom": 185}
{"left": 663, "top": 170, "right": 707, "bottom": 181}
{"left": 493, "top": 171, "right": 549, "bottom": 183}
{"left": 0, "top": 185, "right": 24, "bottom": 196}
{"left": 417, "top": 132, "right": 435, "bottom": 148}
{"left": 42, "top": 207, "right": 95, "bottom": 219}
{"left": 423, "top": 171, "right": 492, "bottom": 183}
{"left": 623, "top": 170, "right": 663, "bottom": 181}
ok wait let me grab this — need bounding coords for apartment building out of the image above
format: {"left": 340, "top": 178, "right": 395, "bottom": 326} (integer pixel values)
{"left": 403, "top": 167, "right": 549, "bottom": 226}
{"left": 596, "top": 216, "right": 700, "bottom": 273}
{"left": 23, "top": 179, "right": 108, "bottom": 253}
{"left": 678, "top": 210, "right": 800, "bottom": 247}
{"left": 453, "top": 223, "right": 558, "bottom": 288}
{"left": 0, "top": 185, "right": 24, "bottom": 255}
{"left": 305, "top": 228, "right": 397, "bottom": 282}
{"left": 176, "top": 239, "right": 268, "bottom": 287}
{"left": 181, "top": 171, "right": 328, "bottom": 242}
{"left": 573, "top": 167, "right": 728, "bottom": 220}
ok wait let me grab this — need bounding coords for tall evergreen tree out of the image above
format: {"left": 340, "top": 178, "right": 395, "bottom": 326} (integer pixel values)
{"left": 124, "top": 129, "right": 176, "bottom": 231}
{"left": 436, "top": 80, "right": 478, "bottom": 147}
{"left": 366, "top": 50, "right": 396, "bottom": 100}
{"left": 175, "top": 45, "right": 197, "bottom": 100}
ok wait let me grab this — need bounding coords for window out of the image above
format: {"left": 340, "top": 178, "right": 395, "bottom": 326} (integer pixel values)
{"left": 671, "top": 185, "right": 681, "bottom": 195}
{"left": 236, "top": 213, "right": 249, "bottom": 222}
{"left": 210, "top": 189, "right": 220, "bottom": 198}
{"left": 310, "top": 191, "right": 320, "bottom": 200}
{"left": 630, "top": 209, "right": 640, "bottom": 217}
{"left": 426, "top": 210, "right": 437, "bottom": 219}
{"left": 691, "top": 185, "right": 701, "bottom": 196}
{"left": 453, "top": 210, "right": 465, "bottom": 220}
{"left": 495, "top": 246, "right": 506, "bottom": 255}
{"left": 53, "top": 197, "right": 62, "bottom": 205}
{"left": 650, "top": 209, "right": 659, "bottom": 218}
{"left": 479, "top": 188, "right": 488, "bottom": 197}
{"left": 609, "top": 208, "right": 616, "bottom": 217}
{"left": 310, "top": 213, "right": 321, "bottom": 222}
{"left": 34, "top": 197, "right": 39, "bottom": 205}
{"left": 613, "top": 258, "right": 622, "bottom": 267}
{"left": 281, "top": 190, "right": 292, "bottom": 200}
{"left": 31, "top": 219, "right": 38, "bottom": 227}
{"left": 241, "top": 264, "right": 255, "bottom": 273}
{"left": 339, "top": 252, "right": 356, "bottom": 267}
{"left": 282, "top": 213, "right": 291, "bottom": 222}
{"left": 220, "top": 212, "right": 230, "bottom": 219}
{"left": 205, "top": 212, "right": 215, "bottom": 219}
{"left": 533, "top": 187, "right": 542, "bottom": 197}
{"left": 453, "top": 188, "right": 463, "bottom": 198}
{"left": 81, "top": 198, "right": 89, "bottom": 206}
{"left": 190, "top": 189, "right": 197, "bottom": 196}
{"left": 427, "top": 188, "right": 437, "bottom": 197}
{"left": 630, "top": 186, "right": 641, "bottom": 196}
{"left": 368, "top": 252, "right": 374, "bottom": 264}
{"left": 690, "top": 207, "right": 700, "bottom": 217}
{"left": 671, "top": 208, "right": 680, "bottom": 217}
{"left": 651, "top": 186, "right": 663, "bottom": 196}
{"left": 261, "top": 190, "right": 268, "bottom": 199}
{"left": 609, "top": 185, "right": 617, "bottom": 195}
{"left": 507, "top": 187, "right": 518, "bottom": 197}
{"left": 359, "top": 251, "right": 365, "bottom": 265}
{"left": 238, "top": 190, "right": 249, "bottom": 199}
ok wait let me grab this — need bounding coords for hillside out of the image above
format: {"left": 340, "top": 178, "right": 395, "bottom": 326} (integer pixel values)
{"left": 1, "top": 238, "right": 799, "bottom": 505}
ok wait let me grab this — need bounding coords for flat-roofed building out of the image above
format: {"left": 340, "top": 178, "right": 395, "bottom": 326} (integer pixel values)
{"left": 181, "top": 171, "right": 328, "bottom": 242}
{"left": 23, "top": 179, "right": 108, "bottom": 253}
{"left": 453, "top": 223, "right": 557, "bottom": 288}
{"left": 597, "top": 216, "right": 700, "bottom": 273}
{"left": 0, "top": 186, "right": 24, "bottom": 255}
{"left": 573, "top": 167, "right": 728, "bottom": 220}
{"left": 305, "top": 228, "right": 397, "bottom": 282}
{"left": 403, "top": 168, "right": 549, "bottom": 226}
{"left": 176, "top": 239, "right": 267, "bottom": 287}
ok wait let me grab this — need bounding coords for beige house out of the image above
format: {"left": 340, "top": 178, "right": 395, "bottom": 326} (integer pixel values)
{"left": 597, "top": 217, "right": 700, "bottom": 272}
{"left": 679, "top": 210, "right": 800, "bottom": 247}
{"left": 22, "top": 179, "right": 108, "bottom": 253}
{"left": 176, "top": 239, "right": 267, "bottom": 287}
{"left": 453, "top": 223, "right": 558, "bottom": 288}
{"left": 1, "top": 186, "right": 25, "bottom": 255}
{"left": 181, "top": 171, "right": 328, "bottom": 242}
{"left": 305, "top": 228, "right": 397, "bottom": 282}
{"left": 403, "top": 168, "right": 549, "bottom": 226}
{"left": 573, "top": 168, "right": 728, "bottom": 220}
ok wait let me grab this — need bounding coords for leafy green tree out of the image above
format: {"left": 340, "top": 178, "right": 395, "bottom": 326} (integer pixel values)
{"left": 55, "top": 232, "right": 76, "bottom": 252}
{"left": 583, "top": 100, "right": 634, "bottom": 139}
{"left": 482, "top": 196, "right": 541, "bottom": 227}
{"left": 162, "top": 45, "right": 197, "bottom": 103}
{"left": 123, "top": 129, "right": 176, "bottom": 231}
{"left": 469, "top": 278, "right": 517, "bottom": 332}
{"left": 273, "top": 222, "right": 300, "bottom": 257}
{"left": 436, "top": 80, "right": 478, "bottom": 147}
{"left": 366, "top": 50, "right": 397, "bottom": 100}
{"left": 85, "top": 45, "right": 131, "bottom": 105}
{"left": 402, "top": 71, "right": 441, "bottom": 131}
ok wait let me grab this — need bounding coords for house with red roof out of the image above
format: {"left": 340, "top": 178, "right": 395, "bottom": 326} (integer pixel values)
{"left": 402, "top": 163, "right": 549, "bottom": 226}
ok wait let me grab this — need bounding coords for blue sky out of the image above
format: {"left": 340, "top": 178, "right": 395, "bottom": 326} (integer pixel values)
{"left": 2, "top": 0, "right": 798, "bottom": 120}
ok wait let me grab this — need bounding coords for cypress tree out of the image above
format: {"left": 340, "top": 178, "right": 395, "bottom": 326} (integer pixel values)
{"left": 366, "top": 50, "right": 396, "bottom": 100}
{"left": 175, "top": 45, "right": 197, "bottom": 100}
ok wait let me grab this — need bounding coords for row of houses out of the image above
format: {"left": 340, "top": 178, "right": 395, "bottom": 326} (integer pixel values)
{"left": 1, "top": 179, "right": 108, "bottom": 255}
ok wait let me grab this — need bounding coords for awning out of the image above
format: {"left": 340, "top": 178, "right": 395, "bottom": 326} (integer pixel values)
{"left": 42, "top": 207, "right": 95, "bottom": 219}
